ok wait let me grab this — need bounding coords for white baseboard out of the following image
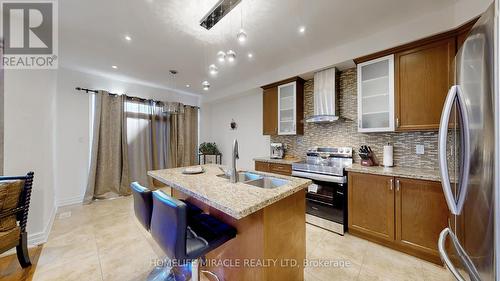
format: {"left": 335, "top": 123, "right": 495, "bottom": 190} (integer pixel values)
{"left": 28, "top": 204, "right": 57, "bottom": 246}
{"left": 0, "top": 204, "right": 57, "bottom": 258}
{"left": 56, "top": 195, "right": 84, "bottom": 207}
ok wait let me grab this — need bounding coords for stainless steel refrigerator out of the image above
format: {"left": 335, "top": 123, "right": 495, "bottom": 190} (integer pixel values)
{"left": 438, "top": 2, "right": 498, "bottom": 281}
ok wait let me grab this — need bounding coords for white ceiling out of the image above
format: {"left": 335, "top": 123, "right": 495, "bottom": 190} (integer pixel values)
{"left": 60, "top": 0, "right": 463, "bottom": 98}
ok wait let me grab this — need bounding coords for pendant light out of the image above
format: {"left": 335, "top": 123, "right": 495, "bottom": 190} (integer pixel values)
{"left": 236, "top": 4, "right": 247, "bottom": 43}
{"left": 202, "top": 81, "right": 210, "bottom": 91}
{"left": 226, "top": 50, "right": 236, "bottom": 62}
{"left": 217, "top": 51, "right": 226, "bottom": 63}
{"left": 209, "top": 64, "right": 218, "bottom": 75}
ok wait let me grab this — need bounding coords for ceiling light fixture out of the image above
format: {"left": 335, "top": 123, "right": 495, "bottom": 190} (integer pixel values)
{"left": 124, "top": 35, "right": 132, "bottom": 41}
{"left": 208, "top": 64, "right": 218, "bottom": 75}
{"left": 112, "top": 65, "right": 118, "bottom": 69}
{"left": 186, "top": 84, "right": 190, "bottom": 88}
{"left": 200, "top": 0, "right": 243, "bottom": 30}
{"left": 217, "top": 51, "right": 226, "bottom": 63}
{"left": 237, "top": 29, "right": 247, "bottom": 43}
{"left": 247, "top": 53, "right": 253, "bottom": 58}
{"left": 226, "top": 50, "right": 236, "bottom": 62}
{"left": 202, "top": 81, "right": 210, "bottom": 91}
{"left": 298, "top": 26, "right": 306, "bottom": 34}
{"left": 236, "top": 5, "right": 247, "bottom": 43}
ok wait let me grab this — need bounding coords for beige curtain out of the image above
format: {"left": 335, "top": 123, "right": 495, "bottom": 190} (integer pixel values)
{"left": 168, "top": 106, "right": 198, "bottom": 168}
{"left": 84, "top": 92, "right": 130, "bottom": 203}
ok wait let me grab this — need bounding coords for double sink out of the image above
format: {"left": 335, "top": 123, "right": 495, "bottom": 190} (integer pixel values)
{"left": 216, "top": 172, "right": 289, "bottom": 189}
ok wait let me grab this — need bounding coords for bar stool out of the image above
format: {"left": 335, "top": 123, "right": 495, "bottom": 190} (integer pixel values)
{"left": 149, "top": 190, "right": 237, "bottom": 281}
{"left": 130, "top": 182, "right": 203, "bottom": 231}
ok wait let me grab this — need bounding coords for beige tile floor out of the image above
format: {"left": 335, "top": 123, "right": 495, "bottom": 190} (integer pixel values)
{"left": 32, "top": 196, "right": 452, "bottom": 281}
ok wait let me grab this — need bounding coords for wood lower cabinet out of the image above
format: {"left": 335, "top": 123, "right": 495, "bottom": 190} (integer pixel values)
{"left": 348, "top": 173, "right": 395, "bottom": 242}
{"left": 395, "top": 178, "right": 449, "bottom": 263}
{"left": 255, "top": 161, "right": 292, "bottom": 176}
{"left": 255, "top": 161, "right": 270, "bottom": 172}
{"left": 348, "top": 172, "right": 449, "bottom": 264}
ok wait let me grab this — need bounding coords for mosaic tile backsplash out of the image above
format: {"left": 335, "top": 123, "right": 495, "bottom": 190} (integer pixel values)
{"left": 271, "top": 68, "right": 440, "bottom": 169}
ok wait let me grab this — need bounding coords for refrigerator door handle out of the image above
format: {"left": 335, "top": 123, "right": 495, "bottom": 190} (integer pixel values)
{"left": 438, "top": 85, "right": 471, "bottom": 215}
{"left": 438, "top": 228, "right": 481, "bottom": 281}
{"left": 438, "top": 228, "right": 467, "bottom": 281}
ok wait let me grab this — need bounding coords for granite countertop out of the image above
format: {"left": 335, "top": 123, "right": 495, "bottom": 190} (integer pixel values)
{"left": 148, "top": 164, "right": 311, "bottom": 220}
{"left": 253, "top": 157, "right": 302, "bottom": 165}
{"left": 346, "top": 163, "right": 442, "bottom": 182}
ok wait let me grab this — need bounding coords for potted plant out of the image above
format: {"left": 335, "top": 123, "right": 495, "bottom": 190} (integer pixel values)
{"left": 199, "top": 142, "right": 220, "bottom": 155}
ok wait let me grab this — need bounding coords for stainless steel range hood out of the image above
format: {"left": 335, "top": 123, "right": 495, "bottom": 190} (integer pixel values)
{"left": 306, "top": 67, "right": 339, "bottom": 123}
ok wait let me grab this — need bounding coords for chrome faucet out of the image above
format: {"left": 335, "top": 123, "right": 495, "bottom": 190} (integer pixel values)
{"left": 230, "top": 139, "right": 239, "bottom": 183}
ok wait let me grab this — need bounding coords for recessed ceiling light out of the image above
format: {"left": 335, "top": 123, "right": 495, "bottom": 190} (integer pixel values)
{"left": 298, "top": 26, "right": 306, "bottom": 34}
{"left": 112, "top": 65, "right": 118, "bottom": 69}
{"left": 247, "top": 53, "right": 253, "bottom": 58}
{"left": 186, "top": 84, "right": 190, "bottom": 88}
{"left": 124, "top": 35, "right": 132, "bottom": 41}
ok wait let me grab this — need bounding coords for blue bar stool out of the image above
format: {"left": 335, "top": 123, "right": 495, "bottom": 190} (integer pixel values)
{"left": 149, "top": 190, "right": 236, "bottom": 281}
{"left": 130, "top": 182, "right": 203, "bottom": 231}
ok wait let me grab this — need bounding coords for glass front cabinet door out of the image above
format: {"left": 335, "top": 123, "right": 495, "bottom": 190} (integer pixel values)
{"left": 357, "top": 54, "right": 395, "bottom": 132}
{"left": 278, "top": 82, "right": 297, "bottom": 135}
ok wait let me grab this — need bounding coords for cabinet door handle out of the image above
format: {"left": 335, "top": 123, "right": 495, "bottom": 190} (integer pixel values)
{"left": 396, "top": 117, "right": 400, "bottom": 128}
{"left": 396, "top": 179, "right": 400, "bottom": 192}
{"left": 389, "top": 179, "right": 393, "bottom": 191}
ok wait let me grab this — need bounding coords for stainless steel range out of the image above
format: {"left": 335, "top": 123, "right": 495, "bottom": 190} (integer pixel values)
{"left": 292, "top": 147, "right": 353, "bottom": 235}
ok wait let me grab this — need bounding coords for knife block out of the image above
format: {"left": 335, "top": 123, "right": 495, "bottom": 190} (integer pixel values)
{"left": 360, "top": 152, "right": 377, "bottom": 167}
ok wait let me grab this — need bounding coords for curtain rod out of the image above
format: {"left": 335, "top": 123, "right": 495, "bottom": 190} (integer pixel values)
{"left": 74, "top": 87, "right": 200, "bottom": 109}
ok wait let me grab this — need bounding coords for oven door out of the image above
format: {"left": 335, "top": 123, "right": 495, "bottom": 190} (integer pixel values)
{"left": 292, "top": 171, "right": 347, "bottom": 227}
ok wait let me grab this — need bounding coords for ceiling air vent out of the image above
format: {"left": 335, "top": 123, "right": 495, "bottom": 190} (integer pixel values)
{"left": 200, "top": 0, "right": 242, "bottom": 30}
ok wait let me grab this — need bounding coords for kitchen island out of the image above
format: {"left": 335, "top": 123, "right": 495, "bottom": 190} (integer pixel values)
{"left": 148, "top": 164, "right": 311, "bottom": 281}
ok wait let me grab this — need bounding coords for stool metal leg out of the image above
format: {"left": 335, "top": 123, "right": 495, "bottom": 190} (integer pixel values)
{"left": 191, "top": 259, "right": 200, "bottom": 281}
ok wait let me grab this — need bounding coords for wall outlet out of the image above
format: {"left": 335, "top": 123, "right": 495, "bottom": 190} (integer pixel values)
{"left": 416, "top": 144, "right": 425, "bottom": 155}
{"left": 58, "top": 211, "right": 72, "bottom": 219}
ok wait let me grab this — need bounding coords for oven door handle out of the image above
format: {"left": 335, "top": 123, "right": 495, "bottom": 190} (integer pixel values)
{"left": 292, "top": 171, "right": 346, "bottom": 183}
{"left": 307, "top": 197, "right": 334, "bottom": 207}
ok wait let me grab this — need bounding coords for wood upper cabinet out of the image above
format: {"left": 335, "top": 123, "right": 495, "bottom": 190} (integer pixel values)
{"left": 395, "top": 37, "right": 455, "bottom": 131}
{"left": 261, "top": 77, "right": 304, "bottom": 135}
{"left": 394, "top": 178, "right": 449, "bottom": 263}
{"left": 262, "top": 87, "right": 278, "bottom": 135}
{"left": 348, "top": 172, "right": 449, "bottom": 264}
{"left": 348, "top": 172, "right": 395, "bottom": 242}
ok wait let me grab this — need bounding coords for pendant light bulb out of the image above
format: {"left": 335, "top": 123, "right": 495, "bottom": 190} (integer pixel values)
{"left": 208, "top": 64, "right": 218, "bottom": 75}
{"left": 217, "top": 51, "right": 226, "bottom": 63}
{"left": 237, "top": 29, "right": 247, "bottom": 43}
{"left": 202, "top": 81, "right": 210, "bottom": 91}
{"left": 226, "top": 50, "right": 236, "bottom": 62}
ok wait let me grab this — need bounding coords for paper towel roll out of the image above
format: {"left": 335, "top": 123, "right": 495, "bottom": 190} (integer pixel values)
{"left": 383, "top": 145, "right": 394, "bottom": 167}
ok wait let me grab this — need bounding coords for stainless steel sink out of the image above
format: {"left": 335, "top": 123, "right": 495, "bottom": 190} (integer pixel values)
{"left": 245, "top": 177, "right": 289, "bottom": 189}
{"left": 216, "top": 172, "right": 263, "bottom": 182}
{"left": 216, "top": 172, "right": 288, "bottom": 189}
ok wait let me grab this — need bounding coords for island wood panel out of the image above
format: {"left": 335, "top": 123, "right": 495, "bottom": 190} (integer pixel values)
{"left": 394, "top": 178, "right": 449, "bottom": 264}
{"left": 263, "top": 87, "right": 278, "bottom": 135}
{"left": 348, "top": 172, "right": 395, "bottom": 243}
{"left": 395, "top": 37, "right": 455, "bottom": 131}
{"left": 170, "top": 189, "right": 306, "bottom": 281}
